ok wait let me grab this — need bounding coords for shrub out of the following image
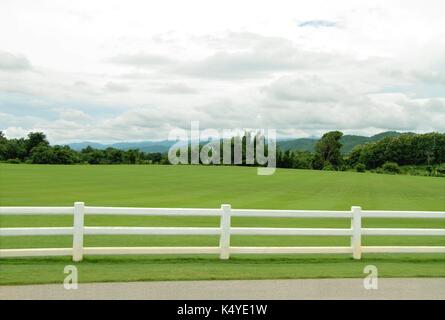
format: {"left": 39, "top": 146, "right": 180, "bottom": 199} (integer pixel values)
{"left": 355, "top": 163, "right": 366, "bottom": 173}
{"left": 381, "top": 162, "right": 400, "bottom": 174}
{"left": 6, "top": 158, "right": 21, "bottom": 164}
{"left": 375, "top": 167, "right": 384, "bottom": 174}
{"left": 322, "top": 162, "right": 334, "bottom": 171}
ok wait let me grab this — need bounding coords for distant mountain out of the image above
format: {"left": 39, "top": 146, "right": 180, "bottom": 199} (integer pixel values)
{"left": 368, "top": 131, "right": 402, "bottom": 141}
{"left": 276, "top": 138, "right": 317, "bottom": 152}
{"left": 68, "top": 140, "right": 176, "bottom": 153}
{"left": 110, "top": 140, "right": 175, "bottom": 153}
{"left": 277, "top": 131, "right": 402, "bottom": 154}
{"left": 68, "top": 131, "right": 403, "bottom": 154}
{"left": 68, "top": 141, "right": 108, "bottom": 150}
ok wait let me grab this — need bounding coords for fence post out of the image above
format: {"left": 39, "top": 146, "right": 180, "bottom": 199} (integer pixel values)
{"left": 351, "top": 206, "right": 362, "bottom": 260}
{"left": 219, "top": 204, "right": 231, "bottom": 260}
{"left": 72, "top": 202, "right": 85, "bottom": 262}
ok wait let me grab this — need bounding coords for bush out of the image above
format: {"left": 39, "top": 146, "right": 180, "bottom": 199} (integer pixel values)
{"left": 6, "top": 158, "right": 21, "bottom": 164}
{"left": 322, "top": 162, "right": 334, "bottom": 171}
{"left": 374, "top": 167, "right": 384, "bottom": 174}
{"left": 355, "top": 163, "right": 366, "bottom": 173}
{"left": 381, "top": 162, "right": 400, "bottom": 174}
{"left": 437, "top": 166, "right": 445, "bottom": 175}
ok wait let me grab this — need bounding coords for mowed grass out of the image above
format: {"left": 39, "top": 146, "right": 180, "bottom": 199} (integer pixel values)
{"left": 0, "top": 164, "right": 444, "bottom": 285}
{"left": 1, "top": 164, "right": 444, "bottom": 209}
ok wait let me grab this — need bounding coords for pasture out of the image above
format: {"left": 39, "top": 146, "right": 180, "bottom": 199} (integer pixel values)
{"left": 0, "top": 164, "right": 444, "bottom": 285}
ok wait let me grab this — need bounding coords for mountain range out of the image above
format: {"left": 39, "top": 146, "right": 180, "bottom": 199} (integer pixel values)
{"left": 68, "top": 131, "right": 402, "bottom": 154}
{"left": 277, "top": 131, "right": 402, "bottom": 154}
{"left": 68, "top": 140, "right": 175, "bottom": 153}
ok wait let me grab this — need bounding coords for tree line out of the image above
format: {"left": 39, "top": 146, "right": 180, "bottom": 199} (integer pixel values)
{"left": 1, "top": 130, "right": 444, "bottom": 176}
{"left": 0, "top": 132, "right": 166, "bottom": 165}
{"left": 276, "top": 131, "right": 445, "bottom": 176}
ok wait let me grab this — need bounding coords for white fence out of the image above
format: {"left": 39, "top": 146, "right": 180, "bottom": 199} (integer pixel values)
{"left": 0, "top": 202, "right": 444, "bottom": 261}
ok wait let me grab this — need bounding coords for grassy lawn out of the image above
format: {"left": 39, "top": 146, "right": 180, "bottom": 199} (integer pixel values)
{"left": 2, "top": 254, "right": 445, "bottom": 285}
{"left": 0, "top": 164, "right": 444, "bottom": 285}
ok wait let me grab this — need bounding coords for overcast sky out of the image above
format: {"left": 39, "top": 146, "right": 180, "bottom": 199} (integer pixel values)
{"left": 1, "top": 0, "right": 444, "bottom": 143}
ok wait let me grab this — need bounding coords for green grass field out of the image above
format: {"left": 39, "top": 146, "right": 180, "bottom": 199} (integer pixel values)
{"left": 0, "top": 164, "right": 444, "bottom": 285}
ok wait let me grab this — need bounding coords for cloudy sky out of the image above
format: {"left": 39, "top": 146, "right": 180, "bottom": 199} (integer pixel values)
{"left": 1, "top": 0, "right": 444, "bottom": 143}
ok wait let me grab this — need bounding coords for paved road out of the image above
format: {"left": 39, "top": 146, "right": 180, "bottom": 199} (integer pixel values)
{"left": 1, "top": 278, "right": 444, "bottom": 300}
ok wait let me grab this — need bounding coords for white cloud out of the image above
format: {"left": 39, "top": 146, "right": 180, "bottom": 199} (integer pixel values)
{"left": 0, "top": 0, "right": 444, "bottom": 143}
{"left": 54, "top": 107, "right": 94, "bottom": 122}
{"left": 263, "top": 75, "right": 349, "bottom": 103}
{"left": 104, "top": 82, "right": 131, "bottom": 93}
{"left": 108, "top": 53, "right": 174, "bottom": 67}
{"left": 0, "top": 51, "right": 31, "bottom": 71}
{"left": 298, "top": 20, "right": 338, "bottom": 28}
{"left": 156, "top": 83, "right": 197, "bottom": 95}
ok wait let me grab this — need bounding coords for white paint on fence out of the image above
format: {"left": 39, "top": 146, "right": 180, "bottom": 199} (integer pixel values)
{"left": 230, "top": 227, "right": 352, "bottom": 236}
{"left": 361, "top": 211, "right": 445, "bottom": 219}
{"left": 0, "top": 248, "right": 73, "bottom": 257}
{"left": 84, "top": 226, "right": 221, "bottom": 235}
{"left": 0, "top": 207, "right": 73, "bottom": 215}
{"left": 0, "top": 203, "right": 444, "bottom": 261}
{"left": 0, "top": 227, "right": 73, "bottom": 236}
{"left": 72, "top": 202, "right": 85, "bottom": 262}
{"left": 362, "top": 228, "right": 445, "bottom": 236}
{"left": 351, "top": 206, "right": 362, "bottom": 260}
{"left": 219, "top": 204, "right": 231, "bottom": 259}
{"left": 85, "top": 207, "right": 221, "bottom": 216}
{"left": 231, "top": 209, "right": 351, "bottom": 218}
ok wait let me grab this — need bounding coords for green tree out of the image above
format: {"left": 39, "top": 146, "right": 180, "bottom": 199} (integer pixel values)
{"left": 104, "top": 148, "right": 123, "bottom": 164}
{"left": 292, "top": 151, "right": 313, "bottom": 169}
{"left": 25, "top": 132, "right": 49, "bottom": 155}
{"left": 2, "top": 138, "right": 27, "bottom": 161}
{"left": 381, "top": 161, "right": 400, "bottom": 174}
{"left": 29, "top": 145, "right": 56, "bottom": 164}
{"left": 124, "top": 149, "right": 140, "bottom": 164}
{"left": 52, "top": 145, "right": 79, "bottom": 164}
{"left": 355, "top": 163, "right": 366, "bottom": 173}
{"left": 346, "top": 144, "right": 364, "bottom": 167}
{"left": 314, "top": 131, "right": 343, "bottom": 169}
{"left": 347, "top": 132, "right": 445, "bottom": 169}
{"left": 0, "top": 131, "right": 7, "bottom": 160}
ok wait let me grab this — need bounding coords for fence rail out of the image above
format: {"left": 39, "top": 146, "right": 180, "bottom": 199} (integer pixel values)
{"left": 0, "top": 202, "right": 444, "bottom": 261}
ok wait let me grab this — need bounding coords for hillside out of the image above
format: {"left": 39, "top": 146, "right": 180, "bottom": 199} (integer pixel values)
{"left": 277, "top": 131, "right": 402, "bottom": 154}
{"left": 68, "top": 131, "right": 403, "bottom": 154}
{"left": 69, "top": 140, "right": 174, "bottom": 153}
